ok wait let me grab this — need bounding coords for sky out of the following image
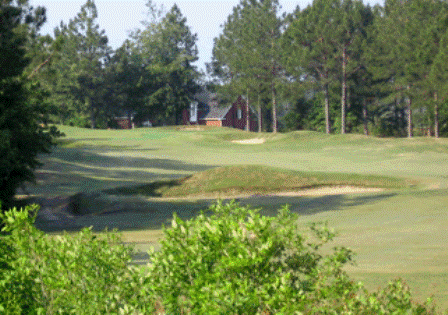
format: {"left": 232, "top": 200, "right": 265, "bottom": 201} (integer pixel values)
{"left": 30, "top": 0, "right": 384, "bottom": 73}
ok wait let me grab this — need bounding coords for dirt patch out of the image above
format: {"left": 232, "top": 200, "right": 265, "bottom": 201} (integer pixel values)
{"left": 232, "top": 138, "right": 265, "bottom": 144}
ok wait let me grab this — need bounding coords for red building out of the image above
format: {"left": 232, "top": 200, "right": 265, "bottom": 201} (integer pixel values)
{"left": 182, "top": 91, "right": 258, "bottom": 132}
{"left": 114, "top": 115, "right": 135, "bottom": 129}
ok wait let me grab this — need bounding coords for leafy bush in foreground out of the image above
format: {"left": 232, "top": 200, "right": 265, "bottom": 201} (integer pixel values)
{"left": 148, "top": 200, "right": 437, "bottom": 314}
{"left": 0, "top": 201, "right": 439, "bottom": 314}
{"left": 0, "top": 204, "right": 149, "bottom": 314}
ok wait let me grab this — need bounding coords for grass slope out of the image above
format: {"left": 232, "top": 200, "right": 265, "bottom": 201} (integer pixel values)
{"left": 105, "top": 165, "right": 411, "bottom": 198}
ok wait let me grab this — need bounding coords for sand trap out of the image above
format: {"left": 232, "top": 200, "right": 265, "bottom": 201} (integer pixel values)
{"left": 232, "top": 138, "right": 266, "bottom": 144}
{"left": 274, "top": 185, "right": 384, "bottom": 197}
{"left": 154, "top": 185, "right": 385, "bottom": 201}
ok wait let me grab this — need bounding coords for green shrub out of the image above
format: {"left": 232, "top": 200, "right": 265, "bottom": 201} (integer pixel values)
{"left": 0, "top": 204, "right": 151, "bottom": 314}
{"left": 147, "top": 200, "right": 437, "bottom": 314}
{"left": 0, "top": 201, "right": 440, "bottom": 314}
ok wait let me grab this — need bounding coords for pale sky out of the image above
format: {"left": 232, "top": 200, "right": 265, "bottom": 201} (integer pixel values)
{"left": 30, "top": 0, "right": 384, "bottom": 73}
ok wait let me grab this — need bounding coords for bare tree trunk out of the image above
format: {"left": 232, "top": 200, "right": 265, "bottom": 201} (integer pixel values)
{"left": 341, "top": 46, "right": 347, "bottom": 135}
{"left": 434, "top": 92, "right": 439, "bottom": 138}
{"left": 363, "top": 98, "right": 368, "bottom": 136}
{"left": 324, "top": 83, "right": 331, "bottom": 134}
{"left": 272, "top": 86, "right": 277, "bottom": 133}
{"left": 258, "top": 94, "right": 262, "bottom": 133}
{"left": 246, "top": 88, "right": 250, "bottom": 132}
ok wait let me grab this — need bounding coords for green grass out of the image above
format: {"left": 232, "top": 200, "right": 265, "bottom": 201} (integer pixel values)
{"left": 25, "top": 125, "right": 448, "bottom": 311}
{"left": 104, "top": 164, "right": 412, "bottom": 198}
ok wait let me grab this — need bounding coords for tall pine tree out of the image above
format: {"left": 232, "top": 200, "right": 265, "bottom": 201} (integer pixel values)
{"left": 0, "top": 0, "right": 60, "bottom": 208}
{"left": 282, "top": 0, "right": 372, "bottom": 134}
{"left": 132, "top": 3, "right": 200, "bottom": 125}
{"left": 210, "top": 0, "right": 283, "bottom": 133}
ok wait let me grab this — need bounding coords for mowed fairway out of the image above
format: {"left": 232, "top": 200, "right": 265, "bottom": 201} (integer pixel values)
{"left": 27, "top": 125, "right": 448, "bottom": 311}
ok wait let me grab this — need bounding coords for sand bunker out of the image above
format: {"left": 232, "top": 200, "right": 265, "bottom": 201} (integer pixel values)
{"left": 155, "top": 185, "right": 384, "bottom": 201}
{"left": 274, "top": 185, "right": 384, "bottom": 197}
{"left": 232, "top": 138, "right": 266, "bottom": 144}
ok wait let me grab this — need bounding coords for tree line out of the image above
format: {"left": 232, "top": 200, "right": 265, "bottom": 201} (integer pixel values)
{"left": 28, "top": 0, "right": 200, "bottom": 129}
{"left": 11, "top": 0, "right": 448, "bottom": 137}
{"left": 209, "top": 0, "right": 448, "bottom": 137}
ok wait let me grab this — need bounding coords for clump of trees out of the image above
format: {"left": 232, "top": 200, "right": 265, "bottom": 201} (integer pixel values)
{"left": 0, "top": 201, "right": 439, "bottom": 313}
{"left": 209, "top": 0, "right": 448, "bottom": 137}
{"left": 33, "top": 0, "right": 200, "bottom": 129}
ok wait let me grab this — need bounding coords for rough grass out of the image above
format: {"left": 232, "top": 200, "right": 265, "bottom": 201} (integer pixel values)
{"left": 104, "top": 165, "right": 412, "bottom": 198}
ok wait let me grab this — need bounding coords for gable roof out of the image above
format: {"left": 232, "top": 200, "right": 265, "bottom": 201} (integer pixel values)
{"left": 203, "top": 101, "right": 232, "bottom": 120}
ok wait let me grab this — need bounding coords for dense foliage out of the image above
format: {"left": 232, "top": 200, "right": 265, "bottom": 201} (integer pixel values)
{"left": 0, "top": 0, "right": 61, "bottom": 208}
{"left": 0, "top": 204, "right": 144, "bottom": 314}
{"left": 0, "top": 201, "right": 439, "bottom": 314}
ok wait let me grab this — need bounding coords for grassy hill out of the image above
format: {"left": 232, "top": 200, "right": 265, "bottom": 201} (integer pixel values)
{"left": 104, "top": 164, "right": 411, "bottom": 198}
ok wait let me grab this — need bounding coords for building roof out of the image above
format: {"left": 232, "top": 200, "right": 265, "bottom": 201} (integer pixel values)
{"left": 203, "top": 101, "right": 232, "bottom": 120}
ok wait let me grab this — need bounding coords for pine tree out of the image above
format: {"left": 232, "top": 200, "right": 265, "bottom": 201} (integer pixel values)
{"left": 42, "top": 0, "right": 111, "bottom": 128}
{"left": 429, "top": 31, "right": 448, "bottom": 138}
{"left": 210, "top": 0, "right": 283, "bottom": 133}
{"left": 132, "top": 3, "right": 200, "bottom": 125}
{"left": 282, "top": 0, "right": 372, "bottom": 134}
{"left": 372, "top": 0, "right": 444, "bottom": 138}
{"left": 0, "top": 0, "right": 61, "bottom": 208}
{"left": 282, "top": 2, "right": 338, "bottom": 134}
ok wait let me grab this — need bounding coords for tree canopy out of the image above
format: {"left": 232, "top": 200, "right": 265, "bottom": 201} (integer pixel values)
{"left": 0, "top": 0, "right": 61, "bottom": 208}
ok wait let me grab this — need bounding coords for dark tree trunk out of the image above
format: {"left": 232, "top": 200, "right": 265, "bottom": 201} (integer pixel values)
{"left": 175, "top": 108, "right": 180, "bottom": 126}
{"left": 90, "top": 99, "right": 95, "bottom": 129}
{"left": 246, "top": 88, "right": 250, "bottom": 132}
{"left": 128, "top": 110, "right": 133, "bottom": 129}
{"left": 272, "top": 86, "right": 277, "bottom": 133}
{"left": 407, "top": 96, "right": 413, "bottom": 138}
{"left": 324, "top": 83, "right": 331, "bottom": 134}
{"left": 341, "top": 46, "right": 347, "bottom": 135}
{"left": 434, "top": 92, "right": 439, "bottom": 138}
{"left": 257, "top": 94, "right": 262, "bottom": 133}
{"left": 363, "top": 98, "right": 368, "bottom": 136}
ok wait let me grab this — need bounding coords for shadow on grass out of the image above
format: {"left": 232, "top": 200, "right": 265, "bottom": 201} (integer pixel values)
{"left": 103, "top": 179, "right": 186, "bottom": 197}
{"left": 285, "top": 192, "right": 398, "bottom": 215}
{"left": 33, "top": 191, "right": 398, "bottom": 233}
{"left": 47, "top": 147, "right": 209, "bottom": 171}
{"left": 27, "top": 147, "right": 215, "bottom": 197}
